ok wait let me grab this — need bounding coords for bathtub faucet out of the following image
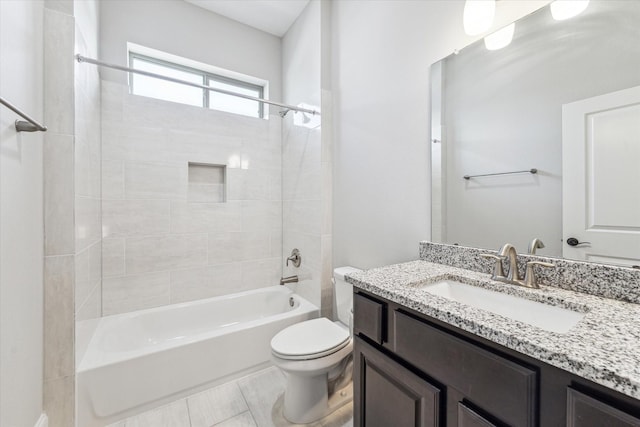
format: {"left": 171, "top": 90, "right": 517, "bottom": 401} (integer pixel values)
{"left": 280, "top": 275, "right": 298, "bottom": 286}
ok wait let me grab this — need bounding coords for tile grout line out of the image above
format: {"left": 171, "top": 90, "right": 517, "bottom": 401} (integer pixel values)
{"left": 185, "top": 396, "right": 194, "bottom": 427}
{"left": 210, "top": 410, "right": 254, "bottom": 427}
{"left": 103, "top": 255, "right": 283, "bottom": 279}
{"left": 236, "top": 380, "right": 256, "bottom": 425}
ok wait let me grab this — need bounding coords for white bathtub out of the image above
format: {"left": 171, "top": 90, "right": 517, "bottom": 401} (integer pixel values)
{"left": 77, "top": 286, "right": 318, "bottom": 426}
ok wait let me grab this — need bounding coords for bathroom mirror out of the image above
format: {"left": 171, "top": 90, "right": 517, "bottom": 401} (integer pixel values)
{"left": 430, "top": 0, "right": 640, "bottom": 266}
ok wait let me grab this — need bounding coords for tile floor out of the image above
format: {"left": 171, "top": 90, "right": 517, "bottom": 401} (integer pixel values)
{"left": 107, "top": 367, "right": 353, "bottom": 427}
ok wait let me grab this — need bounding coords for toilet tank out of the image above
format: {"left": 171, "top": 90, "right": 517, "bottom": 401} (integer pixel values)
{"left": 333, "top": 266, "right": 361, "bottom": 326}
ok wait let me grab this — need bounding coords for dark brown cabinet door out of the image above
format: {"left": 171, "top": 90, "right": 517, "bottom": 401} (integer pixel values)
{"left": 567, "top": 388, "right": 640, "bottom": 427}
{"left": 354, "top": 336, "right": 441, "bottom": 427}
{"left": 458, "top": 403, "right": 497, "bottom": 427}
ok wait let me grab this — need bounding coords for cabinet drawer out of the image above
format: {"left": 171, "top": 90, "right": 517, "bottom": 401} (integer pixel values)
{"left": 394, "top": 310, "right": 537, "bottom": 427}
{"left": 353, "top": 292, "right": 385, "bottom": 344}
{"left": 567, "top": 388, "right": 640, "bottom": 427}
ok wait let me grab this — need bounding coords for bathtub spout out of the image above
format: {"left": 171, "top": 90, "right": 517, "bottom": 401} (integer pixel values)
{"left": 280, "top": 275, "right": 298, "bottom": 285}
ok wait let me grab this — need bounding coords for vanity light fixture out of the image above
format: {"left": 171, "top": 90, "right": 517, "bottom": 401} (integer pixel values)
{"left": 463, "top": 0, "right": 496, "bottom": 36}
{"left": 550, "top": 0, "right": 589, "bottom": 21}
{"left": 484, "top": 22, "right": 515, "bottom": 51}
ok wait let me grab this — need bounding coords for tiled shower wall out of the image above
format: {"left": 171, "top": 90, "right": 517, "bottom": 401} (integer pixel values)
{"left": 281, "top": 0, "right": 333, "bottom": 317}
{"left": 74, "top": 0, "right": 102, "bottom": 322}
{"left": 281, "top": 117, "right": 323, "bottom": 309}
{"left": 43, "top": 3, "right": 76, "bottom": 425}
{"left": 43, "top": 0, "right": 102, "bottom": 425}
{"left": 101, "top": 81, "right": 282, "bottom": 316}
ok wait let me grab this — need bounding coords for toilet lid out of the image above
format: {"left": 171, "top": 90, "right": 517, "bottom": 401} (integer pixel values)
{"left": 271, "top": 318, "right": 350, "bottom": 359}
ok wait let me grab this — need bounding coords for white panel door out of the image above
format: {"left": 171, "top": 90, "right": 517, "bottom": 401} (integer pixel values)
{"left": 562, "top": 85, "right": 640, "bottom": 266}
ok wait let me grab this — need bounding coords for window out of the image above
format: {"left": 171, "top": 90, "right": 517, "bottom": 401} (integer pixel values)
{"left": 129, "top": 52, "right": 265, "bottom": 119}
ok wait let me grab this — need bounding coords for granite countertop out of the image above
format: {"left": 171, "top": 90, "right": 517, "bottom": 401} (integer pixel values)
{"left": 346, "top": 260, "right": 640, "bottom": 400}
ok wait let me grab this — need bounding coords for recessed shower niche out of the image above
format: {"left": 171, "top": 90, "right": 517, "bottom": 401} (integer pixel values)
{"left": 188, "top": 162, "right": 226, "bottom": 203}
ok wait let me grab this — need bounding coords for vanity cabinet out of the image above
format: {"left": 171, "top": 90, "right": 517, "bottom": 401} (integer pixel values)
{"left": 353, "top": 290, "right": 640, "bottom": 427}
{"left": 566, "top": 389, "right": 640, "bottom": 427}
{"left": 354, "top": 337, "right": 441, "bottom": 427}
{"left": 394, "top": 310, "right": 537, "bottom": 426}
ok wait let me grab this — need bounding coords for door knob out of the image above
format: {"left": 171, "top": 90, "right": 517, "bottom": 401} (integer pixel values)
{"left": 566, "top": 237, "right": 591, "bottom": 247}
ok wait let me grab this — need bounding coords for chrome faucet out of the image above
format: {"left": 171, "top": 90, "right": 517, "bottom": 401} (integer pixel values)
{"left": 499, "top": 243, "right": 521, "bottom": 282}
{"left": 280, "top": 275, "right": 298, "bottom": 286}
{"left": 481, "top": 243, "right": 555, "bottom": 289}
{"left": 528, "top": 238, "right": 545, "bottom": 255}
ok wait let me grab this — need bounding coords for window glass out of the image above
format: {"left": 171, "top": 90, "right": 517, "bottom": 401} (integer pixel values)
{"left": 208, "top": 79, "right": 262, "bottom": 118}
{"left": 129, "top": 52, "right": 266, "bottom": 118}
{"left": 130, "top": 57, "right": 203, "bottom": 107}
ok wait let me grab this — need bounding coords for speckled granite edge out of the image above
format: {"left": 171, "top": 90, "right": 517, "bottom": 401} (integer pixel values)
{"left": 346, "top": 260, "right": 640, "bottom": 400}
{"left": 419, "top": 241, "right": 640, "bottom": 304}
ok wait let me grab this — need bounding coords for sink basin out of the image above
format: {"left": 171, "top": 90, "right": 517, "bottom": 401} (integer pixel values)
{"left": 421, "top": 280, "right": 585, "bottom": 333}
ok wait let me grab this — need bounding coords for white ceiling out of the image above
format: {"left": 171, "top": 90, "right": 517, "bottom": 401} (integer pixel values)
{"left": 184, "top": 0, "right": 311, "bottom": 37}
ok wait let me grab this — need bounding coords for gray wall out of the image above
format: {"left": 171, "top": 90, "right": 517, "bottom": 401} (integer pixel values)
{"left": 0, "top": 1, "right": 45, "bottom": 425}
{"left": 330, "top": 0, "right": 548, "bottom": 269}
{"left": 331, "top": 0, "right": 458, "bottom": 270}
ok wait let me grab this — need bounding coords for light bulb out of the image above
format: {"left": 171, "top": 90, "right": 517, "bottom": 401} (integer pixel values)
{"left": 484, "top": 23, "right": 515, "bottom": 51}
{"left": 550, "top": 0, "right": 589, "bottom": 21}
{"left": 463, "top": 0, "right": 496, "bottom": 36}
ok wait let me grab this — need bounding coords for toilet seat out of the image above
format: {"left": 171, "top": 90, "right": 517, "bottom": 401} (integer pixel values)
{"left": 271, "top": 318, "right": 350, "bottom": 361}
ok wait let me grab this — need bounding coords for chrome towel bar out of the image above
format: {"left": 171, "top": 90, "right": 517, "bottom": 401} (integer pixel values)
{"left": 463, "top": 168, "right": 537, "bottom": 180}
{"left": 0, "top": 96, "right": 47, "bottom": 132}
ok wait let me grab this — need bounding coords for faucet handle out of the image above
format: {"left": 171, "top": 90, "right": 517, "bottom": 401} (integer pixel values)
{"left": 286, "top": 248, "right": 301, "bottom": 268}
{"left": 480, "top": 253, "right": 507, "bottom": 279}
{"left": 527, "top": 261, "right": 555, "bottom": 269}
{"left": 524, "top": 261, "right": 555, "bottom": 288}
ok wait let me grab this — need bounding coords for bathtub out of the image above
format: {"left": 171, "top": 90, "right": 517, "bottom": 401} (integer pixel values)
{"left": 77, "top": 286, "right": 318, "bottom": 426}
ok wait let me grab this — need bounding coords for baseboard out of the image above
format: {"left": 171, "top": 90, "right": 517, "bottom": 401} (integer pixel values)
{"left": 34, "top": 414, "right": 48, "bottom": 427}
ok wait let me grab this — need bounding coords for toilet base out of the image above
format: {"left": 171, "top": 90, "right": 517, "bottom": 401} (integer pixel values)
{"left": 271, "top": 322, "right": 354, "bottom": 424}
{"left": 282, "top": 377, "right": 352, "bottom": 424}
{"left": 326, "top": 381, "right": 353, "bottom": 416}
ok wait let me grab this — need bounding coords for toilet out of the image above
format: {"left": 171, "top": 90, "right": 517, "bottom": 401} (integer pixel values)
{"left": 271, "top": 266, "right": 360, "bottom": 424}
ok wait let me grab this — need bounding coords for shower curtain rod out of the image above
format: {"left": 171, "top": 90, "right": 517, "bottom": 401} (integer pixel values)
{"left": 75, "top": 54, "right": 320, "bottom": 116}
